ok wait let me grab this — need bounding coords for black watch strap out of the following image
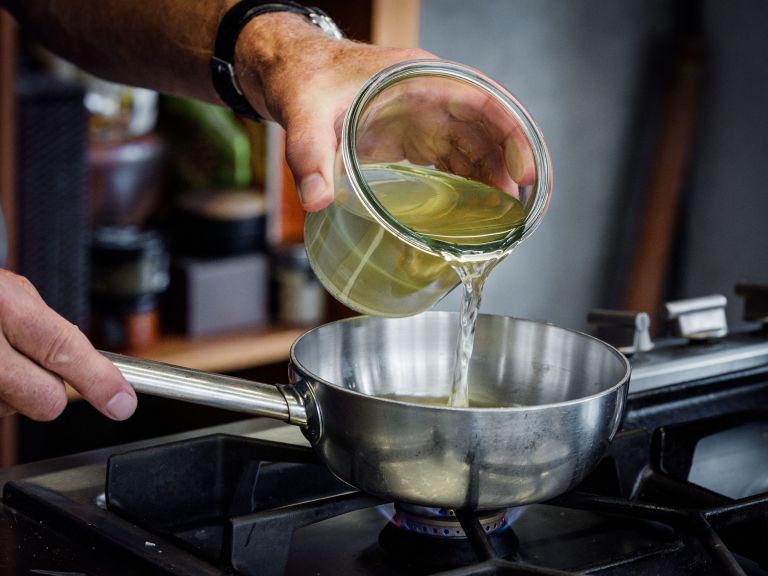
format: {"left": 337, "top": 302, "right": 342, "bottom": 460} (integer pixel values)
{"left": 210, "top": 1, "right": 342, "bottom": 122}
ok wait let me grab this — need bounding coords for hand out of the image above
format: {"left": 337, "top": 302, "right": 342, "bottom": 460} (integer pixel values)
{"left": 0, "top": 269, "right": 137, "bottom": 421}
{"left": 235, "top": 13, "right": 439, "bottom": 211}
{"left": 353, "top": 75, "right": 537, "bottom": 198}
{"left": 235, "top": 14, "right": 535, "bottom": 211}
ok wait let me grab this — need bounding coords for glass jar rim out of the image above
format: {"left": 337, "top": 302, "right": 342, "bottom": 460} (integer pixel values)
{"left": 341, "top": 59, "right": 552, "bottom": 258}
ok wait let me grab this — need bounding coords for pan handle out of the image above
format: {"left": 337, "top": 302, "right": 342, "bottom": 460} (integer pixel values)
{"left": 101, "top": 351, "right": 308, "bottom": 426}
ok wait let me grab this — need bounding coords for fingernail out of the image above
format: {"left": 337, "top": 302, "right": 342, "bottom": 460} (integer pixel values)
{"left": 105, "top": 391, "right": 137, "bottom": 421}
{"left": 298, "top": 173, "right": 327, "bottom": 208}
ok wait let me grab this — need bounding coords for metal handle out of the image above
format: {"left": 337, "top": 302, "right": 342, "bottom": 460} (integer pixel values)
{"left": 102, "top": 351, "right": 307, "bottom": 426}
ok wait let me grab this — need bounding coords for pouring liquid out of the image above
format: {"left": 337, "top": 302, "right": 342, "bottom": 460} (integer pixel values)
{"left": 372, "top": 166, "right": 516, "bottom": 407}
{"left": 372, "top": 165, "right": 526, "bottom": 408}
{"left": 306, "top": 164, "right": 527, "bottom": 407}
{"left": 446, "top": 259, "right": 497, "bottom": 407}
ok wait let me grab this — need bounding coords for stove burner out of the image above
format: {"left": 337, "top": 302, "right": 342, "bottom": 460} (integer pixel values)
{"left": 378, "top": 504, "right": 518, "bottom": 568}
{"left": 394, "top": 504, "right": 509, "bottom": 539}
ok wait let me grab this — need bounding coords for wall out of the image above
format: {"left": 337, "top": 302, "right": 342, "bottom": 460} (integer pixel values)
{"left": 675, "top": 0, "right": 768, "bottom": 324}
{"left": 421, "top": 0, "right": 768, "bottom": 330}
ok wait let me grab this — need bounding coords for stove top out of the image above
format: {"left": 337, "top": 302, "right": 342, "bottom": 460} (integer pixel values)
{"left": 3, "top": 291, "right": 768, "bottom": 575}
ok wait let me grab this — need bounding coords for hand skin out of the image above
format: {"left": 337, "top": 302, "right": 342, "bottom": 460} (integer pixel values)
{"left": 235, "top": 14, "right": 534, "bottom": 208}
{"left": 233, "top": 12, "right": 437, "bottom": 210}
{"left": 0, "top": 269, "right": 137, "bottom": 421}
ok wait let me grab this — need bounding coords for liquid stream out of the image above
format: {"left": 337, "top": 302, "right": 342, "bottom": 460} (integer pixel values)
{"left": 447, "top": 258, "right": 498, "bottom": 408}
{"left": 305, "top": 163, "right": 528, "bottom": 407}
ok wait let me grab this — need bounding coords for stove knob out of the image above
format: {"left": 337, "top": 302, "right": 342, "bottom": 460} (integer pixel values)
{"left": 587, "top": 309, "right": 654, "bottom": 355}
{"left": 735, "top": 282, "right": 768, "bottom": 326}
{"left": 664, "top": 294, "right": 728, "bottom": 340}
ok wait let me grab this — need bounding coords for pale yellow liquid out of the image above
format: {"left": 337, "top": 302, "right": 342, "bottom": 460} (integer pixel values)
{"left": 304, "top": 164, "right": 526, "bottom": 317}
{"left": 447, "top": 260, "right": 496, "bottom": 407}
{"left": 304, "top": 164, "right": 528, "bottom": 407}
{"left": 377, "top": 394, "right": 522, "bottom": 409}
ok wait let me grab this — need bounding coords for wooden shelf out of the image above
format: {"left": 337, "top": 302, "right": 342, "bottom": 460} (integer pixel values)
{"left": 66, "top": 325, "right": 309, "bottom": 400}
{"left": 125, "top": 325, "right": 308, "bottom": 373}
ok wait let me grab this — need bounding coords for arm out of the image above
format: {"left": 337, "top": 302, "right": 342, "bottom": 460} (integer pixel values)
{"left": 0, "top": 0, "right": 432, "bottom": 422}
{"left": 2, "top": 0, "right": 230, "bottom": 105}
{"left": 2, "top": 0, "right": 433, "bottom": 209}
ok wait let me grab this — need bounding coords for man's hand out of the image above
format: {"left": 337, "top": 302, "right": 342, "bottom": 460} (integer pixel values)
{"left": 0, "top": 269, "right": 137, "bottom": 421}
{"left": 235, "top": 13, "right": 535, "bottom": 212}
{"left": 352, "top": 76, "right": 537, "bottom": 198}
{"left": 234, "top": 13, "right": 439, "bottom": 211}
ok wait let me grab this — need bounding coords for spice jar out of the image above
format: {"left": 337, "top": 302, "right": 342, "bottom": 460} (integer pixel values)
{"left": 273, "top": 244, "right": 326, "bottom": 326}
{"left": 90, "top": 227, "right": 169, "bottom": 350}
{"left": 304, "top": 60, "right": 552, "bottom": 317}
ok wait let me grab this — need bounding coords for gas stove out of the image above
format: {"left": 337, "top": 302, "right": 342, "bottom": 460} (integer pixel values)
{"left": 2, "top": 287, "right": 768, "bottom": 575}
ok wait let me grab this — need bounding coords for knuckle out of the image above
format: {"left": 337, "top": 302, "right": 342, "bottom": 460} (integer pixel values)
{"left": 43, "top": 322, "right": 81, "bottom": 367}
{"left": 31, "top": 390, "right": 67, "bottom": 422}
{"left": 7, "top": 272, "right": 37, "bottom": 298}
{"left": 0, "top": 275, "right": 38, "bottom": 319}
{"left": 0, "top": 404, "right": 16, "bottom": 418}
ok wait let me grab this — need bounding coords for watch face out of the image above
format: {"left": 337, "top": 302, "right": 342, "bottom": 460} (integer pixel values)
{"left": 307, "top": 11, "right": 344, "bottom": 39}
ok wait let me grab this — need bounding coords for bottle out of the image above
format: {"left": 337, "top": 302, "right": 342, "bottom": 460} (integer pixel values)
{"left": 304, "top": 60, "right": 552, "bottom": 317}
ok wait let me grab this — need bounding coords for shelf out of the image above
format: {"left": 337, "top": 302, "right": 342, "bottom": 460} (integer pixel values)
{"left": 126, "top": 325, "right": 308, "bottom": 373}
{"left": 66, "top": 324, "right": 310, "bottom": 401}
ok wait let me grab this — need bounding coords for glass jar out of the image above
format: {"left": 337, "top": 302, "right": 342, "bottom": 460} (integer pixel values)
{"left": 273, "top": 243, "right": 326, "bottom": 326}
{"left": 305, "top": 60, "right": 552, "bottom": 317}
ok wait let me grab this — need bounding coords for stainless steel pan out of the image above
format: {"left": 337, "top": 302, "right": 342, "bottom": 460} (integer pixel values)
{"left": 105, "top": 312, "right": 630, "bottom": 510}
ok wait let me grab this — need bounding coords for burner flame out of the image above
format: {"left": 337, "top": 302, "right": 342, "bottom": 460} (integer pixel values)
{"left": 383, "top": 504, "right": 524, "bottom": 539}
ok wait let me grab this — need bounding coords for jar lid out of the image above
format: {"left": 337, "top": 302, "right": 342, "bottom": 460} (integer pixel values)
{"left": 177, "top": 189, "right": 266, "bottom": 221}
{"left": 92, "top": 226, "right": 165, "bottom": 262}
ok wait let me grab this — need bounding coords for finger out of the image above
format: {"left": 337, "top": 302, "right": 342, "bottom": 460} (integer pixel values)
{"left": 283, "top": 98, "right": 342, "bottom": 212}
{"left": 357, "top": 87, "right": 446, "bottom": 166}
{"left": 445, "top": 88, "right": 537, "bottom": 187}
{"left": 1, "top": 278, "right": 137, "bottom": 421}
{"left": 0, "top": 336, "right": 67, "bottom": 421}
{"left": 356, "top": 120, "right": 407, "bottom": 165}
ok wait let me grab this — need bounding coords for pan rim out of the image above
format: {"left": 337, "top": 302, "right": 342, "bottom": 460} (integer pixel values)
{"left": 289, "top": 311, "right": 631, "bottom": 412}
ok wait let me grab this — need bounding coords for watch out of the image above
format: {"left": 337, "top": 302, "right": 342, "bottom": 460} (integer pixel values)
{"left": 210, "top": 0, "right": 343, "bottom": 122}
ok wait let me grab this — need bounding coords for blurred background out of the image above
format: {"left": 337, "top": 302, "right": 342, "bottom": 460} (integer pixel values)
{"left": 1, "top": 0, "right": 767, "bottom": 463}
{"left": 428, "top": 0, "right": 768, "bottom": 331}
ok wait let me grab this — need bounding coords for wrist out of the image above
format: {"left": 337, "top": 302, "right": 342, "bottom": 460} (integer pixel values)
{"left": 212, "top": 4, "right": 343, "bottom": 124}
{"left": 237, "top": 11, "right": 344, "bottom": 125}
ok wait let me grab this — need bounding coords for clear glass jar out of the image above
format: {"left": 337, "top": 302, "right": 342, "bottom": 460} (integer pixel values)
{"left": 305, "top": 60, "right": 551, "bottom": 317}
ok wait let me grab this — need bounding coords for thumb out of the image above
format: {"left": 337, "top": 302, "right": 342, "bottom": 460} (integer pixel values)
{"left": 283, "top": 113, "right": 340, "bottom": 212}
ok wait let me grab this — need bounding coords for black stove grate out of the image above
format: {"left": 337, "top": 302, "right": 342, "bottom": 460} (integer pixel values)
{"left": 105, "top": 434, "right": 383, "bottom": 575}
{"left": 4, "top": 366, "right": 768, "bottom": 575}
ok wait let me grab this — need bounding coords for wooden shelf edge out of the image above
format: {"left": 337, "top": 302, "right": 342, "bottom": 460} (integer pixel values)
{"left": 66, "top": 325, "right": 309, "bottom": 401}
{"left": 128, "top": 325, "right": 308, "bottom": 373}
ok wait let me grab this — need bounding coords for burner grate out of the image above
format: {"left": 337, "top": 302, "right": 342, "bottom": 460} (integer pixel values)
{"left": 105, "top": 434, "right": 383, "bottom": 576}
{"left": 4, "top": 361, "right": 768, "bottom": 576}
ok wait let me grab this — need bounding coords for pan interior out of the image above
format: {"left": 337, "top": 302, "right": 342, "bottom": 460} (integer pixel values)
{"left": 291, "top": 312, "right": 628, "bottom": 408}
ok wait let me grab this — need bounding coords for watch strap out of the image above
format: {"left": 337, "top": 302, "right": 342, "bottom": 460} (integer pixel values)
{"left": 210, "top": 1, "right": 342, "bottom": 122}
